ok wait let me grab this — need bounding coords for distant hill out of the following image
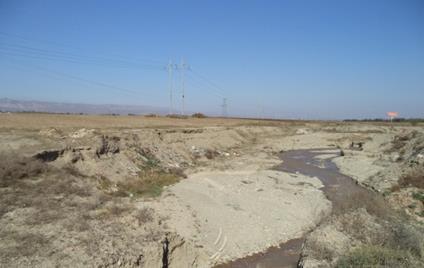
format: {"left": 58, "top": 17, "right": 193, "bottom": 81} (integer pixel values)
{"left": 0, "top": 98, "right": 168, "bottom": 115}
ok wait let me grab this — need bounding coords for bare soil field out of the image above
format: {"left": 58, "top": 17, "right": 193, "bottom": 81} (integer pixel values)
{"left": 0, "top": 113, "right": 423, "bottom": 267}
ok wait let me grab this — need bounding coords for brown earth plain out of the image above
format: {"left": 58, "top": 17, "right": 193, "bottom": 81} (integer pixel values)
{"left": 1, "top": 113, "right": 424, "bottom": 267}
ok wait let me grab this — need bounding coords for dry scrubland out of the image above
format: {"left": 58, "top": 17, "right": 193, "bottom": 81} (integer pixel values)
{"left": 0, "top": 113, "right": 424, "bottom": 267}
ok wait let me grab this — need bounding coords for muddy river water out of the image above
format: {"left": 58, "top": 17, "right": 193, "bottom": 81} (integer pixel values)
{"left": 215, "top": 148, "right": 371, "bottom": 268}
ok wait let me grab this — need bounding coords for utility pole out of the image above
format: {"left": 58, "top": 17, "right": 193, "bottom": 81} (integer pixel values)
{"left": 179, "top": 58, "right": 187, "bottom": 115}
{"left": 167, "top": 59, "right": 174, "bottom": 115}
{"left": 221, "top": 98, "right": 228, "bottom": 117}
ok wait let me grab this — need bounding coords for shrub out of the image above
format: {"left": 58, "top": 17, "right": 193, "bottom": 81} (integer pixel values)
{"left": 167, "top": 167, "right": 187, "bottom": 178}
{"left": 135, "top": 207, "right": 154, "bottom": 225}
{"left": 391, "top": 223, "right": 424, "bottom": 258}
{"left": 0, "top": 153, "right": 48, "bottom": 188}
{"left": 114, "top": 168, "right": 181, "bottom": 197}
{"left": 336, "top": 190, "right": 393, "bottom": 219}
{"left": 412, "top": 192, "right": 424, "bottom": 203}
{"left": 398, "top": 166, "right": 424, "bottom": 189}
{"left": 336, "top": 245, "right": 412, "bottom": 268}
{"left": 306, "top": 238, "right": 335, "bottom": 261}
{"left": 192, "top": 113, "right": 206, "bottom": 118}
{"left": 166, "top": 114, "right": 188, "bottom": 119}
{"left": 205, "top": 149, "right": 219, "bottom": 160}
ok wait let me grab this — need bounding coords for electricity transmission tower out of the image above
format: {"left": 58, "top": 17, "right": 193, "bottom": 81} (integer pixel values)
{"left": 221, "top": 98, "right": 228, "bottom": 117}
{"left": 179, "top": 58, "right": 188, "bottom": 115}
{"left": 167, "top": 60, "right": 174, "bottom": 114}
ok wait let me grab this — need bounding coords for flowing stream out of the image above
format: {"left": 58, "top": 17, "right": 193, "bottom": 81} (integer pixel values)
{"left": 215, "top": 148, "right": 371, "bottom": 268}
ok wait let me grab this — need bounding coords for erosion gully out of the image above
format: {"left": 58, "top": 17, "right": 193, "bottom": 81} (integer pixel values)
{"left": 215, "top": 148, "right": 372, "bottom": 268}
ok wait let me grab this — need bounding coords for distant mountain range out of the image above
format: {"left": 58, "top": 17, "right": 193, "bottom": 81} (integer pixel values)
{"left": 0, "top": 98, "right": 168, "bottom": 115}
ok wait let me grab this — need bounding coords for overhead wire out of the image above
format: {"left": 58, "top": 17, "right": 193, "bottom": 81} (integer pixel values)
{"left": 0, "top": 31, "right": 166, "bottom": 68}
{"left": 0, "top": 31, "right": 230, "bottom": 113}
{"left": 2, "top": 57, "right": 149, "bottom": 97}
{"left": 185, "top": 70, "right": 227, "bottom": 101}
{"left": 0, "top": 42, "right": 165, "bottom": 70}
{"left": 185, "top": 74, "right": 223, "bottom": 99}
{"left": 188, "top": 68, "right": 225, "bottom": 96}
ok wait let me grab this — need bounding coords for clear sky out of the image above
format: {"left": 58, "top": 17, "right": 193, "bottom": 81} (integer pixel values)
{"left": 0, "top": 0, "right": 423, "bottom": 119}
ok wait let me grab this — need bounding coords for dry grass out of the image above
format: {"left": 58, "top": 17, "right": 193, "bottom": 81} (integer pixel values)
{"left": 336, "top": 245, "right": 413, "bottom": 268}
{"left": 385, "top": 131, "right": 418, "bottom": 154}
{"left": 398, "top": 166, "right": 424, "bottom": 189}
{"left": 115, "top": 168, "right": 181, "bottom": 197}
{"left": 306, "top": 239, "right": 335, "bottom": 261}
{"left": 0, "top": 151, "right": 157, "bottom": 264}
{"left": 166, "top": 114, "right": 189, "bottom": 119}
{"left": 96, "top": 202, "right": 131, "bottom": 219}
{"left": 338, "top": 212, "right": 376, "bottom": 243}
{"left": 391, "top": 223, "right": 424, "bottom": 258}
{"left": 0, "top": 112, "right": 307, "bottom": 130}
{"left": 144, "top": 113, "right": 158, "bottom": 117}
{"left": 335, "top": 218, "right": 424, "bottom": 266}
{"left": 205, "top": 149, "right": 220, "bottom": 160}
{"left": 167, "top": 167, "right": 187, "bottom": 178}
{"left": 0, "top": 153, "right": 98, "bottom": 260}
{"left": 336, "top": 190, "right": 393, "bottom": 219}
{"left": 0, "top": 231, "right": 50, "bottom": 259}
{"left": 135, "top": 207, "right": 154, "bottom": 225}
{"left": 0, "top": 153, "right": 48, "bottom": 188}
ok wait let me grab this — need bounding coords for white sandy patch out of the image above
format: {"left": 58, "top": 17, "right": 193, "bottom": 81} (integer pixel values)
{"left": 147, "top": 169, "right": 331, "bottom": 266}
{"left": 333, "top": 154, "right": 385, "bottom": 184}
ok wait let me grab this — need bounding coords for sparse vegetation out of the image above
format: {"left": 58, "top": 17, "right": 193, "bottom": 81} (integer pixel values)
{"left": 336, "top": 245, "right": 413, "bottom": 268}
{"left": 135, "top": 207, "right": 154, "bottom": 225}
{"left": 336, "top": 190, "right": 393, "bottom": 219}
{"left": 0, "top": 150, "right": 159, "bottom": 266}
{"left": 0, "top": 231, "right": 50, "bottom": 259}
{"left": 412, "top": 191, "right": 424, "bottom": 203}
{"left": 205, "top": 149, "right": 219, "bottom": 159}
{"left": 385, "top": 131, "right": 418, "bottom": 154}
{"left": 166, "top": 114, "right": 188, "bottom": 119}
{"left": 306, "top": 238, "right": 335, "bottom": 261}
{"left": 192, "top": 112, "right": 206, "bottom": 118}
{"left": 398, "top": 166, "right": 424, "bottom": 189}
{"left": 1, "top": 114, "right": 423, "bottom": 267}
{"left": 144, "top": 113, "right": 158, "bottom": 117}
{"left": 391, "top": 223, "right": 424, "bottom": 258}
{"left": 115, "top": 168, "right": 181, "bottom": 197}
{"left": 0, "top": 153, "right": 48, "bottom": 188}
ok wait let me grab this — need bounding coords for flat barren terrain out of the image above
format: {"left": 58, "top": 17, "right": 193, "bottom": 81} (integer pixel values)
{"left": 1, "top": 113, "right": 423, "bottom": 267}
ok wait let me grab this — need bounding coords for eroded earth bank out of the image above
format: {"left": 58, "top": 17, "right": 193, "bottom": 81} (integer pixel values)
{"left": 1, "top": 114, "right": 423, "bottom": 267}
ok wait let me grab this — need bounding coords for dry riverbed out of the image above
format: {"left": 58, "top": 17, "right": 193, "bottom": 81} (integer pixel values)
{"left": 0, "top": 113, "right": 423, "bottom": 267}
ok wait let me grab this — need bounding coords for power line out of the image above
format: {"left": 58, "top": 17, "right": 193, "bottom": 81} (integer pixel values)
{"left": 0, "top": 49, "right": 154, "bottom": 70}
{"left": 185, "top": 71, "right": 224, "bottom": 98}
{"left": 185, "top": 70, "right": 229, "bottom": 117}
{"left": 3, "top": 58, "right": 145, "bottom": 97}
{"left": 0, "top": 31, "right": 165, "bottom": 66}
{"left": 0, "top": 42, "right": 165, "bottom": 70}
{"left": 188, "top": 68, "right": 225, "bottom": 97}
{"left": 0, "top": 32, "right": 231, "bottom": 115}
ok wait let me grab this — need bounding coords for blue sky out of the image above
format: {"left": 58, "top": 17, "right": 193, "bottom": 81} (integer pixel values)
{"left": 0, "top": 0, "right": 423, "bottom": 119}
